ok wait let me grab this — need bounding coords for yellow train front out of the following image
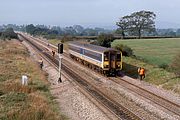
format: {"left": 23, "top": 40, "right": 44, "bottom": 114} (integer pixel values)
{"left": 68, "top": 42, "right": 122, "bottom": 76}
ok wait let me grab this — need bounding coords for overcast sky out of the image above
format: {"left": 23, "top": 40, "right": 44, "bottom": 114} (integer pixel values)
{"left": 1, "top": 0, "right": 180, "bottom": 28}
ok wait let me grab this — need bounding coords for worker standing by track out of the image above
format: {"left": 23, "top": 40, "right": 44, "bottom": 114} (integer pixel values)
{"left": 138, "top": 67, "right": 145, "bottom": 80}
{"left": 39, "top": 58, "right": 43, "bottom": 69}
{"left": 52, "top": 50, "right": 55, "bottom": 58}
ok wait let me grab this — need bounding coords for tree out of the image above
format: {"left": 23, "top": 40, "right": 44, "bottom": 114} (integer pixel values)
{"left": 82, "top": 28, "right": 97, "bottom": 36}
{"left": 171, "top": 52, "right": 180, "bottom": 77}
{"left": 164, "top": 30, "right": 176, "bottom": 37}
{"left": 116, "top": 15, "right": 131, "bottom": 39}
{"left": 96, "top": 34, "right": 114, "bottom": 47}
{"left": 73, "top": 25, "right": 84, "bottom": 35}
{"left": 112, "top": 43, "right": 133, "bottom": 56}
{"left": 176, "top": 29, "right": 180, "bottom": 36}
{"left": 26, "top": 24, "right": 36, "bottom": 35}
{"left": 1, "top": 28, "right": 18, "bottom": 40}
{"left": 63, "top": 26, "right": 77, "bottom": 35}
{"left": 129, "top": 11, "right": 156, "bottom": 38}
{"left": 116, "top": 10, "right": 156, "bottom": 38}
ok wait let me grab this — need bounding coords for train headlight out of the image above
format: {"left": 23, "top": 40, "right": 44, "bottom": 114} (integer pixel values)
{"left": 104, "top": 65, "right": 109, "bottom": 68}
{"left": 117, "top": 64, "right": 121, "bottom": 68}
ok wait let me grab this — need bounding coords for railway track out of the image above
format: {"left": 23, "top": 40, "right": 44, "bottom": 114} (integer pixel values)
{"left": 110, "top": 77, "right": 180, "bottom": 116}
{"left": 19, "top": 33, "right": 142, "bottom": 120}
{"left": 24, "top": 34, "right": 180, "bottom": 117}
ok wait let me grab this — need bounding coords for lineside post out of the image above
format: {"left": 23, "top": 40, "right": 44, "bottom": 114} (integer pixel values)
{"left": 58, "top": 43, "right": 63, "bottom": 83}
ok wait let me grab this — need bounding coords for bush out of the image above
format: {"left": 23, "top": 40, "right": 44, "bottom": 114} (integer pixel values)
{"left": 159, "top": 63, "right": 169, "bottom": 69}
{"left": 112, "top": 43, "right": 133, "bottom": 56}
{"left": 171, "top": 52, "right": 180, "bottom": 77}
{"left": 96, "top": 34, "right": 114, "bottom": 47}
{"left": 61, "top": 35, "right": 73, "bottom": 42}
{"left": 44, "top": 34, "right": 57, "bottom": 39}
{"left": 0, "top": 28, "right": 18, "bottom": 40}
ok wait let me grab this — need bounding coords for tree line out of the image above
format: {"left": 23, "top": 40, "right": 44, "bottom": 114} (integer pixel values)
{"left": 1, "top": 24, "right": 180, "bottom": 38}
{"left": 25, "top": 24, "right": 112, "bottom": 38}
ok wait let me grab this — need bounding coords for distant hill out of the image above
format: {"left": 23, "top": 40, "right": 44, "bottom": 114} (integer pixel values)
{"left": 82, "top": 21, "right": 180, "bottom": 30}
{"left": 154, "top": 21, "right": 180, "bottom": 29}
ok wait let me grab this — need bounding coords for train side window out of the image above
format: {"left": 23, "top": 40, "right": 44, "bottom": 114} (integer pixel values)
{"left": 117, "top": 54, "right": 121, "bottom": 60}
{"left": 84, "top": 49, "right": 102, "bottom": 61}
{"left": 104, "top": 52, "right": 109, "bottom": 61}
{"left": 69, "top": 45, "right": 81, "bottom": 53}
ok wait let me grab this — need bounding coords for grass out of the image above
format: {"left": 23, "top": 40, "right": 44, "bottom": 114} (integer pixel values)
{"left": 48, "top": 39, "right": 69, "bottom": 50}
{"left": 0, "top": 40, "right": 67, "bottom": 120}
{"left": 48, "top": 39, "right": 62, "bottom": 46}
{"left": 111, "top": 38, "right": 180, "bottom": 94}
{"left": 112, "top": 38, "right": 180, "bottom": 66}
{"left": 122, "top": 57, "right": 180, "bottom": 94}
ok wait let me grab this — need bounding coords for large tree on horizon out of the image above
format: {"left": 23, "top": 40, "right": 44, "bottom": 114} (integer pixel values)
{"left": 130, "top": 10, "right": 156, "bottom": 38}
{"left": 116, "top": 10, "right": 156, "bottom": 39}
{"left": 116, "top": 15, "right": 131, "bottom": 39}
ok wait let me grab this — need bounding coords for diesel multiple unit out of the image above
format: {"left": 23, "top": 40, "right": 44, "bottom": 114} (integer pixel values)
{"left": 68, "top": 42, "right": 122, "bottom": 75}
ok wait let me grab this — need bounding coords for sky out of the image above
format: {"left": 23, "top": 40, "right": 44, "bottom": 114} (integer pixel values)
{"left": 0, "top": 0, "right": 180, "bottom": 29}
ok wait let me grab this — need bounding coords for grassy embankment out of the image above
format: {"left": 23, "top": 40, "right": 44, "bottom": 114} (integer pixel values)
{"left": 0, "top": 40, "right": 67, "bottom": 120}
{"left": 112, "top": 38, "right": 180, "bottom": 94}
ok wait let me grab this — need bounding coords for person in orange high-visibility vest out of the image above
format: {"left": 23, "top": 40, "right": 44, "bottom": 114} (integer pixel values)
{"left": 138, "top": 67, "right": 145, "bottom": 80}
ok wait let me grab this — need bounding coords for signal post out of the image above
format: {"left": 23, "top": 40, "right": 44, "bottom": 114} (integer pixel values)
{"left": 58, "top": 43, "right": 63, "bottom": 83}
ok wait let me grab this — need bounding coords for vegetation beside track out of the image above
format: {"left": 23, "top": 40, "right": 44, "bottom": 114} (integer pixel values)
{"left": 122, "top": 57, "right": 180, "bottom": 94}
{"left": 0, "top": 40, "right": 67, "bottom": 120}
{"left": 112, "top": 38, "right": 180, "bottom": 94}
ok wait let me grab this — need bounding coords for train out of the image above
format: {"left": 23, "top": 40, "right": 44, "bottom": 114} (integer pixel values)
{"left": 68, "top": 41, "right": 122, "bottom": 76}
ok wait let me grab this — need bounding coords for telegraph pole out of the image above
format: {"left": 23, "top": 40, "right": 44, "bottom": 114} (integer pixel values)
{"left": 58, "top": 43, "right": 63, "bottom": 83}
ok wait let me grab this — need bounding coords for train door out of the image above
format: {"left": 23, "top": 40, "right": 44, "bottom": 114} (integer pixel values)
{"left": 110, "top": 52, "right": 116, "bottom": 69}
{"left": 116, "top": 52, "right": 122, "bottom": 70}
{"left": 103, "top": 52, "right": 109, "bottom": 69}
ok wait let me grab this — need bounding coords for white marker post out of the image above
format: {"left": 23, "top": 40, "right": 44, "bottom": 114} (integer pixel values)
{"left": 58, "top": 43, "right": 63, "bottom": 83}
{"left": 22, "top": 75, "right": 28, "bottom": 85}
{"left": 58, "top": 53, "right": 62, "bottom": 83}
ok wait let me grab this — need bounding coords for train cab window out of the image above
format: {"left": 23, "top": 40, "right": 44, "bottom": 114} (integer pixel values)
{"left": 117, "top": 53, "right": 121, "bottom": 60}
{"left": 104, "top": 52, "right": 109, "bottom": 61}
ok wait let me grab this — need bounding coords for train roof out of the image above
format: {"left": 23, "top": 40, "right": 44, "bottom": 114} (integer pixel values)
{"left": 69, "top": 41, "right": 117, "bottom": 53}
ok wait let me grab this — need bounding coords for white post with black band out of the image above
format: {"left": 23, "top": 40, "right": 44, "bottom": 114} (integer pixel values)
{"left": 58, "top": 43, "right": 63, "bottom": 83}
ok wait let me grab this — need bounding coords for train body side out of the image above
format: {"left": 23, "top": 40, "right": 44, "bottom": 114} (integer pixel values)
{"left": 68, "top": 42, "right": 122, "bottom": 76}
{"left": 69, "top": 44, "right": 103, "bottom": 68}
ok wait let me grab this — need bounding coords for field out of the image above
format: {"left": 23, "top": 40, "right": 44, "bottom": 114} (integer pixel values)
{"left": 112, "top": 38, "right": 180, "bottom": 66}
{"left": 0, "top": 40, "right": 67, "bottom": 120}
{"left": 48, "top": 39, "right": 69, "bottom": 50}
{"left": 112, "top": 38, "right": 180, "bottom": 94}
{"left": 48, "top": 39, "right": 61, "bottom": 46}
